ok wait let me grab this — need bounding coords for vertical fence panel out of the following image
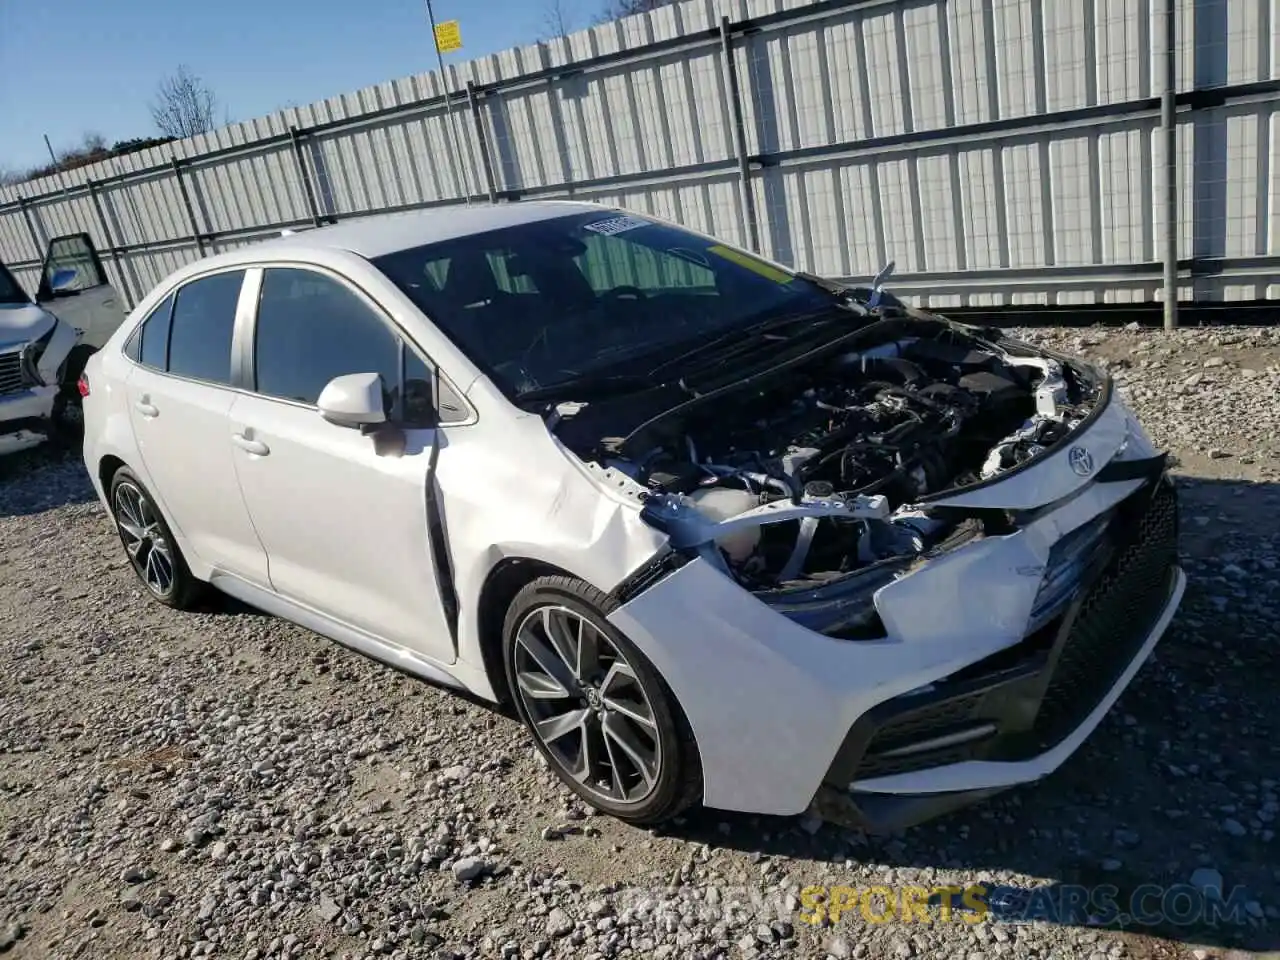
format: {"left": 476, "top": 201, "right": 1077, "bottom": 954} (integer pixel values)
{"left": 0, "top": 0, "right": 1275, "bottom": 311}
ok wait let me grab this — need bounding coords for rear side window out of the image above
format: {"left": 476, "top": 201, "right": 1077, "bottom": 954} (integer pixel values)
{"left": 167, "top": 271, "right": 245, "bottom": 385}
{"left": 126, "top": 293, "right": 175, "bottom": 368}
{"left": 253, "top": 268, "right": 400, "bottom": 408}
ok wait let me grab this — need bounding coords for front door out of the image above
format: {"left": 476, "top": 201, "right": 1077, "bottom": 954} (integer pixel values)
{"left": 36, "top": 233, "right": 127, "bottom": 349}
{"left": 227, "top": 266, "right": 455, "bottom": 662}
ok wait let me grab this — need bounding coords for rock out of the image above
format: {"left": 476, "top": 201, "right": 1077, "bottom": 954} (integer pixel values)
{"left": 1100, "top": 858, "right": 1122, "bottom": 872}
{"left": 209, "top": 840, "right": 231, "bottom": 862}
{"left": 1189, "top": 867, "right": 1223, "bottom": 894}
{"left": 0, "top": 923, "right": 24, "bottom": 952}
{"left": 451, "top": 857, "right": 487, "bottom": 883}
{"left": 547, "top": 907, "right": 574, "bottom": 938}
{"left": 825, "top": 936, "right": 852, "bottom": 959}
{"left": 1222, "top": 818, "right": 1247, "bottom": 837}
{"left": 121, "top": 864, "right": 150, "bottom": 884}
{"left": 314, "top": 896, "right": 342, "bottom": 923}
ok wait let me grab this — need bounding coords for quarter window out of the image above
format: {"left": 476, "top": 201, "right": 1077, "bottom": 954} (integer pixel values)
{"left": 130, "top": 293, "right": 175, "bottom": 369}
{"left": 167, "top": 271, "right": 245, "bottom": 385}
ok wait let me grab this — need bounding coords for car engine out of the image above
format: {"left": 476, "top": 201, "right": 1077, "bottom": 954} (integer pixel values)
{"left": 560, "top": 319, "right": 1104, "bottom": 597}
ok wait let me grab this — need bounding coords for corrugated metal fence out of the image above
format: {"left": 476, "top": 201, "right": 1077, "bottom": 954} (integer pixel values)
{"left": 1, "top": 0, "right": 1277, "bottom": 313}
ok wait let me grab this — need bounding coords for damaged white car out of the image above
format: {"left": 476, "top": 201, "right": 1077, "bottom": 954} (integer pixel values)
{"left": 81, "top": 202, "right": 1183, "bottom": 830}
{"left": 1, "top": 235, "right": 126, "bottom": 454}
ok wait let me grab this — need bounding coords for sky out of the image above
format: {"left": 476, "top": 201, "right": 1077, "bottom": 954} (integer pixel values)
{"left": 0, "top": 0, "right": 592, "bottom": 172}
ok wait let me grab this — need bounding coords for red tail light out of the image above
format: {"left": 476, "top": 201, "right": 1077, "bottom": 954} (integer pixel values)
{"left": 77, "top": 372, "right": 90, "bottom": 398}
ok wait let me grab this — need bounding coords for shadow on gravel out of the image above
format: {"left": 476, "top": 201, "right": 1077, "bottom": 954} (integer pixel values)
{"left": 664, "top": 475, "right": 1280, "bottom": 955}
{"left": 0, "top": 443, "right": 96, "bottom": 517}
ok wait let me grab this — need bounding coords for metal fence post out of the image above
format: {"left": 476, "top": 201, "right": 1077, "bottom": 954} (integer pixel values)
{"left": 467, "top": 81, "right": 498, "bottom": 202}
{"left": 719, "top": 16, "right": 760, "bottom": 253}
{"left": 17, "top": 195, "right": 46, "bottom": 261}
{"left": 171, "top": 158, "right": 206, "bottom": 256}
{"left": 289, "top": 125, "right": 325, "bottom": 226}
{"left": 1161, "top": 0, "right": 1179, "bottom": 331}
{"left": 87, "top": 180, "right": 134, "bottom": 307}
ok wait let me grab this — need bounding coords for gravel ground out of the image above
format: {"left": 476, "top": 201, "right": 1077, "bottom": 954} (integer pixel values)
{"left": 1, "top": 324, "right": 1277, "bottom": 960}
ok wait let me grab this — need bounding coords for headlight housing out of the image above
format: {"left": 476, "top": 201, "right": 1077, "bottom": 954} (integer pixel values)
{"left": 19, "top": 327, "right": 56, "bottom": 387}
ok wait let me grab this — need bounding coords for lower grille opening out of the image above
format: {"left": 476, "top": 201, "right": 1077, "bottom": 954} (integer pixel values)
{"left": 837, "top": 477, "right": 1179, "bottom": 785}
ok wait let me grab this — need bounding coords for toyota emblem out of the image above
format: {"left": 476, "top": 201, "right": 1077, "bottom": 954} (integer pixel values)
{"left": 1068, "top": 446, "right": 1094, "bottom": 477}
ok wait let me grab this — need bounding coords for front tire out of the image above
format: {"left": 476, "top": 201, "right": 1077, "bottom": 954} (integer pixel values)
{"left": 502, "top": 575, "right": 701, "bottom": 824}
{"left": 108, "top": 467, "right": 205, "bottom": 609}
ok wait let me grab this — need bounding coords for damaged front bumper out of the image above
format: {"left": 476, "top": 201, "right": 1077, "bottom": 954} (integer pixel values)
{"left": 0, "top": 386, "right": 57, "bottom": 455}
{"left": 606, "top": 396, "right": 1184, "bottom": 825}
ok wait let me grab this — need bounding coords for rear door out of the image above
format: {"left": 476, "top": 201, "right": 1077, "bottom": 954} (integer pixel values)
{"left": 36, "top": 233, "right": 126, "bottom": 349}
{"left": 123, "top": 269, "right": 270, "bottom": 585}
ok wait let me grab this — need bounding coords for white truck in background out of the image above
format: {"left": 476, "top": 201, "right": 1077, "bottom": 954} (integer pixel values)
{"left": 1, "top": 233, "right": 126, "bottom": 455}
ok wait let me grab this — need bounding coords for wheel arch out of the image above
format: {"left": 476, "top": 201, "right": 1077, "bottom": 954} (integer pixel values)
{"left": 474, "top": 556, "right": 577, "bottom": 705}
{"left": 98, "top": 453, "right": 128, "bottom": 494}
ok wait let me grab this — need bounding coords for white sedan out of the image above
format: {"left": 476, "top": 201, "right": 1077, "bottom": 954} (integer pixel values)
{"left": 81, "top": 201, "right": 1184, "bottom": 830}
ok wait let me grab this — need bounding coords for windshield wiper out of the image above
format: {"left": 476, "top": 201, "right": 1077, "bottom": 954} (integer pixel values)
{"left": 647, "top": 304, "right": 859, "bottom": 380}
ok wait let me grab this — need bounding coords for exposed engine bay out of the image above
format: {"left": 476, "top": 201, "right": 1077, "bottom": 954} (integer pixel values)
{"left": 554, "top": 315, "right": 1105, "bottom": 614}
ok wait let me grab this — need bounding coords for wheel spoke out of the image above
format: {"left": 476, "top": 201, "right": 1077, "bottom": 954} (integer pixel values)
{"left": 567, "top": 712, "right": 604, "bottom": 784}
{"left": 517, "top": 670, "right": 571, "bottom": 700}
{"left": 600, "top": 692, "right": 655, "bottom": 730}
{"left": 116, "top": 488, "right": 144, "bottom": 530}
{"left": 598, "top": 661, "right": 655, "bottom": 729}
{"left": 516, "top": 627, "right": 576, "bottom": 694}
{"left": 536, "top": 707, "right": 589, "bottom": 744}
{"left": 575, "top": 620, "right": 601, "bottom": 682}
{"left": 117, "top": 517, "right": 145, "bottom": 542}
{"left": 600, "top": 720, "right": 627, "bottom": 799}
{"left": 150, "top": 541, "right": 174, "bottom": 589}
{"left": 541, "top": 608, "right": 581, "bottom": 680}
{"left": 602, "top": 712, "right": 658, "bottom": 789}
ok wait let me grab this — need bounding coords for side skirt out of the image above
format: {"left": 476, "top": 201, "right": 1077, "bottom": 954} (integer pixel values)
{"left": 208, "top": 571, "right": 465, "bottom": 690}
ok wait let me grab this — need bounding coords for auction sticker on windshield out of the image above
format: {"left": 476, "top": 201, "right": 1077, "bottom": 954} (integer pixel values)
{"left": 583, "top": 215, "right": 650, "bottom": 235}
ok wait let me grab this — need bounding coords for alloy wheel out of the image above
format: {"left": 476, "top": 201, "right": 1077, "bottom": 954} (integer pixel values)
{"left": 113, "top": 482, "right": 175, "bottom": 598}
{"left": 513, "top": 605, "right": 662, "bottom": 805}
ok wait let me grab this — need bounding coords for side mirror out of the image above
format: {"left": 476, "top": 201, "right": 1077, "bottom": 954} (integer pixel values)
{"left": 317, "top": 372, "right": 387, "bottom": 429}
{"left": 49, "top": 267, "right": 79, "bottom": 294}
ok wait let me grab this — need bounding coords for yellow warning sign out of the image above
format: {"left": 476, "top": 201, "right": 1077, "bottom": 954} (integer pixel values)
{"left": 434, "top": 20, "right": 463, "bottom": 53}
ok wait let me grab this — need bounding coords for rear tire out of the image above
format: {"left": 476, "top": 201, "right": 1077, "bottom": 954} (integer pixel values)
{"left": 502, "top": 575, "right": 701, "bottom": 825}
{"left": 107, "top": 466, "right": 205, "bottom": 609}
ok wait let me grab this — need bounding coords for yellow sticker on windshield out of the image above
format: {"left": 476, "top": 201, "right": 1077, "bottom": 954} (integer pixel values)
{"left": 706, "top": 245, "right": 794, "bottom": 284}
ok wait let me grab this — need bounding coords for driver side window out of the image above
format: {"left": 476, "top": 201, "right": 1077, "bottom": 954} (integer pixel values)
{"left": 253, "top": 267, "right": 443, "bottom": 427}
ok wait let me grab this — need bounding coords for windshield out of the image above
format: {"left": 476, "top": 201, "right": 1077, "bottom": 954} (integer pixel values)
{"left": 0, "top": 262, "right": 31, "bottom": 306}
{"left": 371, "top": 211, "right": 831, "bottom": 399}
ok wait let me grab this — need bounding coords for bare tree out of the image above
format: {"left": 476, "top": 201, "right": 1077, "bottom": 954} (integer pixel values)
{"left": 542, "top": 0, "right": 577, "bottom": 38}
{"left": 599, "top": 0, "right": 673, "bottom": 19}
{"left": 150, "top": 66, "right": 219, "bottom": 139}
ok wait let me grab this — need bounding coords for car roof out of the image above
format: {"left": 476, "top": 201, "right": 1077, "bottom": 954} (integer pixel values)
{"left": 217, "top": 200, "right": 610, "bottom": 266}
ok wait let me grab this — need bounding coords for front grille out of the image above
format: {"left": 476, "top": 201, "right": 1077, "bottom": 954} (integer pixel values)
{"left": 1029, "top": 479, "right": 1179, "bottom": 748}
{"left": 0, "top": 351, "right": 23, "bottom": 395}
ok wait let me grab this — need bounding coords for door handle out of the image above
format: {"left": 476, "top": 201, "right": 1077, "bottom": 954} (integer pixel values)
{"left": 232, "top": 432, "right": 270, "bottom": 456}
{"left": 134, "top": 400, "right": 159, "bottom": 418}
